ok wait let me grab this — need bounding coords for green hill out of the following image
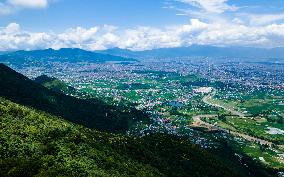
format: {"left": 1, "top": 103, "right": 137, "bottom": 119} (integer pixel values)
{"left": 0, "top": 63, "right": 147, "bottom": 133}
{"left": 0, "top": 98, "right": 273, "bottom": 177}
{"left": 34, "top": 75, "right": 76, "bottom": 94}
{"left": 0, "top": 98, "right": 160, "bottom": 176}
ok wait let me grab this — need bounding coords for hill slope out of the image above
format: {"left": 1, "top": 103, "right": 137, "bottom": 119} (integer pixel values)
{"left": 0, "top": 63, "right": 146, "bottom": 133}
{"left": 0, "top": 98, "right": 272, "bottom": 177}
{"left": 34, "top": 75, "right": 76, "bottom": 94}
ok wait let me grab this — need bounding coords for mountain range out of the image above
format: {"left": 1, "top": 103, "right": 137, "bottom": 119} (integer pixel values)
{"left": 0, "top": 48, "right": 136, "bottom": 65}
{"left": 1, "top": 46, "right": 284, "bottom": 66}
{"left": 97, "top": 45, "right": 284, "bottom": 61}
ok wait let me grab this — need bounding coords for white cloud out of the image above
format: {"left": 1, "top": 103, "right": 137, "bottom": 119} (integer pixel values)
{"left": 8, "top": 0, "right": 48, "bottom": 8}
{"left": 3, "top": 23, "right": 21, "bottom": 34}
{"left": 177, "top": 0, "right": 237, "bottom": 13}
{"left": 58, "top": 27, "right": 99, "bottom": 43}
{"left": 246, "top": 13, "right": 284, "bottom": 26}
{"left": 0, "top": 0, "right": 49, "bottom": 15}
{"left": 0, "top": 23, "right": 52, "bottom": 51}
{"left": 1, "top": 20, "right": 284, "bottom": 51}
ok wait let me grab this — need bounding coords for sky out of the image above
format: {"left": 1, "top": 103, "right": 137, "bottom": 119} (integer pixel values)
{"left": 1, "top": 0, "right": 284, "bottom": 51}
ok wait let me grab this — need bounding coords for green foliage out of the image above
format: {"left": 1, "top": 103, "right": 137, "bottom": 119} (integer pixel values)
{"left": 277, "top": 117, "right": 283, "bottom": 124}
{"left": 218, "top": 114, "right": 227, "bottom": 122}
{"left": 0, "top": 98, "right": 161, "bottom": 177}
{"left": 34, "top": 75, "right": 76, "bottom": 94}
{"left": 0, "top": 98, "right": 274, "bottom": 177}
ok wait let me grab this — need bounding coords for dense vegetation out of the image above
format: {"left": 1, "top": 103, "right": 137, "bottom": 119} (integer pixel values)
{"left": 0, "top": 63, "right": 147, "bottom": 133}
{"left": 0, "top": 98, "right": 159, "bottom": 176}
{"left": 0, "top": 98, "right": 275, "bottom": 177}
{"left": 34, "top": 75, "right": 76, "bottom": 94}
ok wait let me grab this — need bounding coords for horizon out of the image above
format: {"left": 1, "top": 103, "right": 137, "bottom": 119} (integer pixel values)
{"left": 2, "top": 44, "right": 284, "bottom": 53}
{"left": 1, "top": 0, "right": 284, "bottom": 51}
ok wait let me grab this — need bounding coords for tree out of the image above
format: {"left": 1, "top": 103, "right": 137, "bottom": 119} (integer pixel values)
{"left": 218, "top": 114, "right": 227, "bottom": 122}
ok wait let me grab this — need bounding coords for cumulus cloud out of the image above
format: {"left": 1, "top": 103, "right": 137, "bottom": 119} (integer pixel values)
{"left": 0, "top": 23, "right": 52, "bottom": 51}
{"left": 1, "top": 19, "right": 284, "bottom": 51}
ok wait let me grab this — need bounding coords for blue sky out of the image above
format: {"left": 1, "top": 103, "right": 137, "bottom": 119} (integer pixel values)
{"left": 0, "top": 0, "right": 189, "bottom": 31}
{"left": 1, "top": 0, "right": 284, "bottom": 51}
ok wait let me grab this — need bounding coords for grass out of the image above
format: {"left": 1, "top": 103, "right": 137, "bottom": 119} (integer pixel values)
{"left": 214, "top": 88, "right": 284, "bottom": 117}
{"left": 202, "top": 117, "right": 284, "bottom": 169}
{"left": 240, "top": 143, "right": 284, "bottom": 169}
{"left": 205, "top": 116, "right": 284, "bottom": 144}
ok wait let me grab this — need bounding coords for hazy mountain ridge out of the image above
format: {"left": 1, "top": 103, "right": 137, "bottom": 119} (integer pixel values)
{"left": 0, "top": 48, "right": 136, "bottom": 65}
{"left": 1, "top": 46, "right": 283, "bottom": 65}
{"left": 97, "top": 45, "right": 284, "bottom": 61}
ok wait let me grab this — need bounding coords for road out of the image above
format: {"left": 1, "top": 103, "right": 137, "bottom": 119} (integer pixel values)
{"left": 192, "top": 114, "right": 273, "bottom": 146}
{"left": 192, "top": 90, "right": 283, "bottom": 148}
{"left": 202, "top": 90, "right": 246, "bottom": 118}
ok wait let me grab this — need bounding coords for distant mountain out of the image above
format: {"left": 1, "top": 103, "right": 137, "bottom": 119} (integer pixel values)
{"left": 97, "top": 47, "right": 141, "bottom": 58}
{"left": 98, "top": 45, "right": 284, "bottom": 61}
{"left": 0, "top": 63, "right": 146, "bottom": 133}
{"left": 2, "top": 46, "right": 283, "bottom": 65}
{"left": 0, "top": 48, "right": 136, "bottom": 65}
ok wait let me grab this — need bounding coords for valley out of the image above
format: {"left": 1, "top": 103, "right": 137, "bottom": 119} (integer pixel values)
{"left": 0, "top": 62, "right": 275, "bottom": 177}
{"left": 3, "top": 52, "right": 283, "bottom": 172}
{"left": 1, "top": 0, "right": 284, "bottom": 176}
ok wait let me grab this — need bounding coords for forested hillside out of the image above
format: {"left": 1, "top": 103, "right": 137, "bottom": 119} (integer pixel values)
{"left": 0, "top": 98, "right": 272, "bottom": 177}
{"left": 0, "top": 63, "right": 147, "bottom": 133}
{"left": 34, "top": 75, "right": 76, "bottom": 94}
